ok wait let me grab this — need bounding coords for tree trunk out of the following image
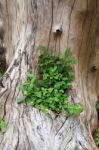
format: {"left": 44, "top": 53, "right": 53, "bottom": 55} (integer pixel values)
{"left": 0, "top": 0, "right": 99, "bottom": 149}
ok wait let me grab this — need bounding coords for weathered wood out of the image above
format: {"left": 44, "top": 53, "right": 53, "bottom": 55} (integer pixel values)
{"left": 0, "top": 0, "right": 99, "bottom": 149}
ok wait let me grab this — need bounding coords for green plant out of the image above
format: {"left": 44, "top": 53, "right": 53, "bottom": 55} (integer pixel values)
{"left": 96, "top": 101, "right": 99, "bottom": 110}
{"left": 0, "top": 118, "right": 6, "bottom": 133}
{"left": 93, "top": 130, "right": 99, "bottom": 148}
{"left": 18, "top": 46, "right": 83, "bottom": 116}
{"left": 0, "top": 68, "right": 5, "bottom": 78}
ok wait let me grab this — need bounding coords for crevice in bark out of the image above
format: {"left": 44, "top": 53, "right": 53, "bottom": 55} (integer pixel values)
{"left": 67, "top": 0, "right": 76, "bottom": 48}
{"left": 48, "top": 0, "right": 53, "bottom": 49}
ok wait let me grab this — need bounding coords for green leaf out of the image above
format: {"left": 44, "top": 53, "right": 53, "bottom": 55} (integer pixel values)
{"left": 48, "top": 88, "right": 53, "bottom": 93}
{"left": 43, "top": 73, "right": 49, "bottom": 80}
{"left": 95, "top": 131, "right": 99, "bottom": 137}
{"left": 69, "top": 59, "right": 77, "bottom": 64}
{"left": 17, "top": 96, "right": 26, "bottom": 104}
{"left": 0, "top": 118, "right": 6, "bottom": 133}
{"left": 35, "top": 91, "right": 42, "bottom": 98}
{"left": 95, "top": 139, "right": 99, "bottom": 145}
{"left": 64, "top": 48, "right": 72, "bottom": 57}
{"left": 26, "top": 72, "right": 36, "bottom": 81}
{"left": 19, "top": 83, "right": 27, "bottom": 93}
{"left": 96, "top": 102, "right": 99, "bottom": 110}
{"left": 67, "top": 104, "right": 83, "bottom": 116}
{"left": 28, "top": 99, "right": 35, "bottom": 106}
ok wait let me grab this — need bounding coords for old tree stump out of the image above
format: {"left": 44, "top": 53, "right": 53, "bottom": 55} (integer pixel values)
{"left": 0, "top": 0, "right": 99, "bottom": 149}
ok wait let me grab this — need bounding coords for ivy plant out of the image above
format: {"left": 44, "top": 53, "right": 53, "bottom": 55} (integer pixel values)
{"left": 17, "top": 46, "right": 83, "bottom": 116}
{"left": 93, "top": 130, "right": 99, "bottom": 148}
{"left": 0, "top": 118, "right": 6, "bottom": 133}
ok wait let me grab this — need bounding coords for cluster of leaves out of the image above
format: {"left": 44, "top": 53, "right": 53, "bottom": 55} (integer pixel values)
{"left": 0, "top": 118, "right": 6, "bottom": 133}
{"left": 93, "top": 130, "right": 99, "bottom": 148}
{"left": 0, "top": 68, "right": 5, "bottom": 78}
{"left": 18, "top": 46, "right": 83, "bottom": 116}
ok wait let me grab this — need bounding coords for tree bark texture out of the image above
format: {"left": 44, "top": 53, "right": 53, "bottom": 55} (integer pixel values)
{"left": 0, "top": 0, "right": 99, "bottom": 149}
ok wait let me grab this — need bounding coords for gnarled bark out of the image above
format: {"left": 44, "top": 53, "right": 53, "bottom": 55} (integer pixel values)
{"left": 0, "top": 0, "right": 99, "bottom": 149}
